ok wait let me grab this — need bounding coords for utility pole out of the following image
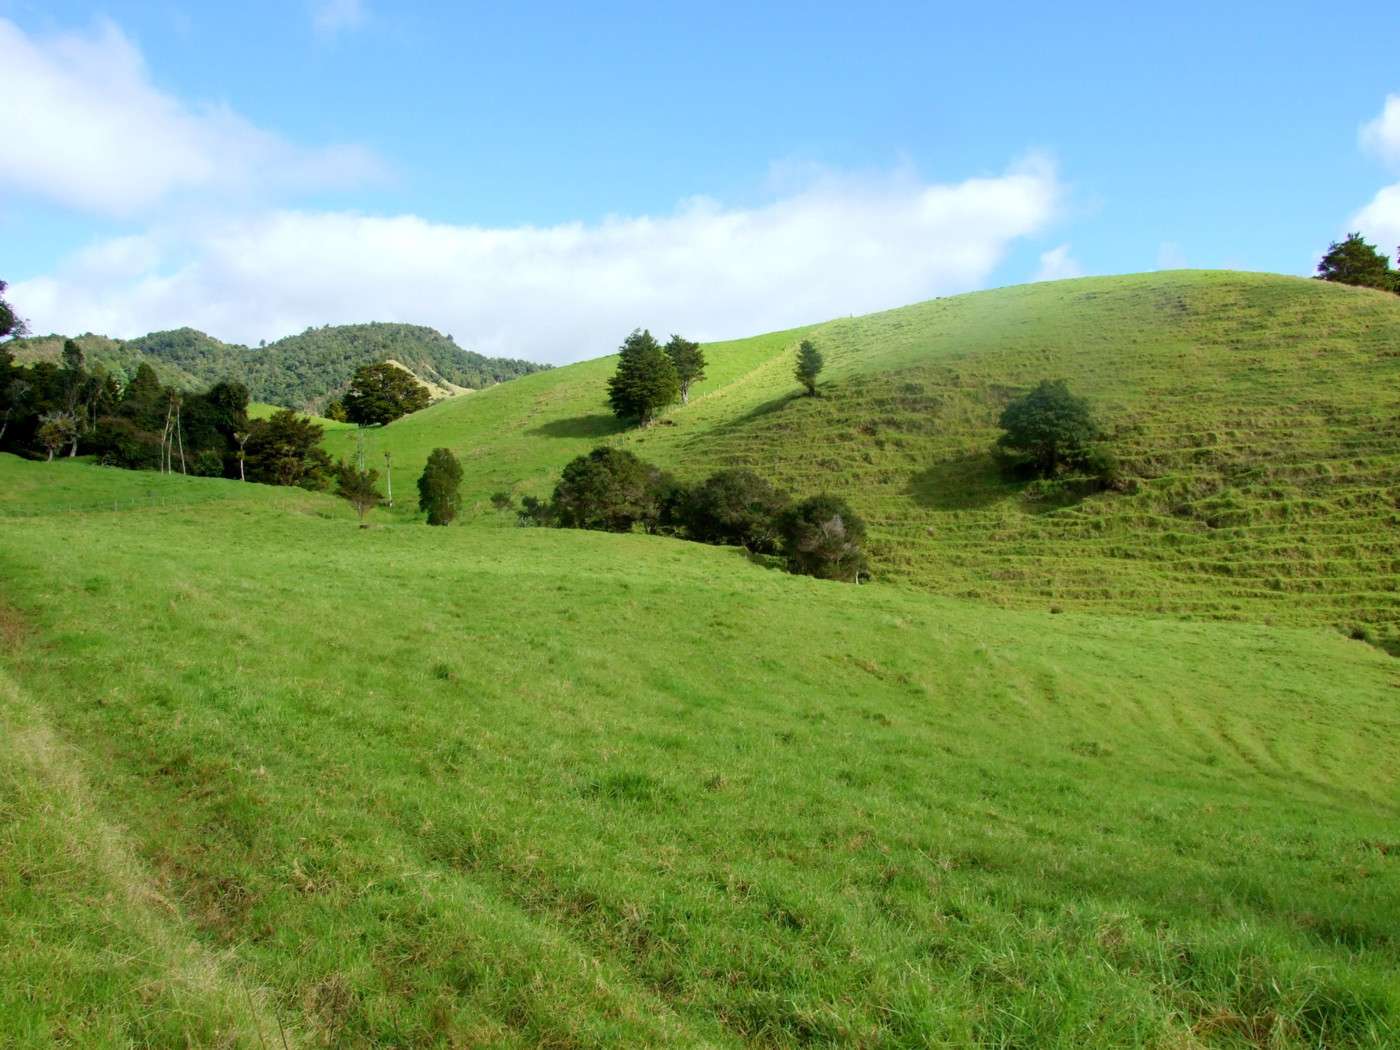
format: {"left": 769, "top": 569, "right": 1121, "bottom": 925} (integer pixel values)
{"left": 383, "top": 450, "right": 393, "bottom": 507}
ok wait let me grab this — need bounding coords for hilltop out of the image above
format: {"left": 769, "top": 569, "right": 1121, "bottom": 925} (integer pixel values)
{"left": 8, "top": 321, "right": 549, "bottom": 410}
{"left": 348, "top": 270, "right": 1400, "bottom": 649}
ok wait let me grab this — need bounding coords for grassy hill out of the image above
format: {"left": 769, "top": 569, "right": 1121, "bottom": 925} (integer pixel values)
{"left": 8, "top": 322, "right": 548, "bottom": 410}
{"left": 351, "top": 271, "right": 1400, "bottom": 649}
{"left": 1, "top": 455, "right": 1396, "bottom": 1047}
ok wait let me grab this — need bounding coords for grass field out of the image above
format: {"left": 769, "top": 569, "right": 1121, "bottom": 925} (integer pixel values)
{"left": 348, "top": 271, "right": 1400, "bottom": 648}
{"left": 1, "top": 455, "right": 1398, "bottom": 1047}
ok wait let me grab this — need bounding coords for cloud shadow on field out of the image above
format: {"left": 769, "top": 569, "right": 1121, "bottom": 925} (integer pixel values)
{"left": 527, "top": 414, "right": 628, "bottom": 440}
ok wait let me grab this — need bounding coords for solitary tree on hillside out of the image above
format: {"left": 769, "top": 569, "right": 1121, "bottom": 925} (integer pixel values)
{"left": 342, "top": 361, "right": 432, "bottom": 426}
{"left": 664, "top": 335, "right": 706, "bottom": 405}
{"left": 335, "top": 461, "right": 381, "bottom": 526}
{"left": 607, "top": 329, "right": 679, "bottom": 425}
{"left": 995, "top": 379, "right": 1101, "bottom": 477}
{"left": 417, "top": 447, "right": 464, "bottom": 525}
{"left": 795, "top": 340, "right": 824, "bottom": 396}
{"left": 777, "top": 494, "right": 868, "bottom": 582}
{"left": 1316, "top": 233, "right": 1397, "bottom": 291}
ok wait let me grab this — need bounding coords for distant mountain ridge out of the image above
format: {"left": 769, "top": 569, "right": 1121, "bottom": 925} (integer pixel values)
{"left": 8, "top": 322, "right": 549, "bottom": 410}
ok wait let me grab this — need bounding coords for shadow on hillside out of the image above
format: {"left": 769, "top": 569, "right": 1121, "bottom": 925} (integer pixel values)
{"left": 528, "top": 414, "right": 628, "bottom": 440}
{"left": 693, "top": 392, "right": 805, "bottom": 445}
{"left": 905, "top": 454, "right": 1013, "bottom": 510}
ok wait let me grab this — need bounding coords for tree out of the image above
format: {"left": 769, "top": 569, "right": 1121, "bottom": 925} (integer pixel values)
{"left": 342, "top": 361, "right": 431, "bottom": 426}
{"left": 995, "top": 379, "right": 1102, "bottom": 477}
{"left": 37, "top": 411, "right": 78, "bottom": 462}
{"left": 683, "top": 469, "right": 790, "bottom": 552}
{"left": 1316, "top": 233, "right": 1396, "bottom": 291}
{"left": 551, "top": 446, "right": 665, "bottom": 531}
{"left": 417, "top": 447, "right": 464, "bottom": 525}
{"left": 777, "top": 494, "right": 868, "bottom": 582}
{"left": 664, "top": 335, "right": 706, "bottom": 405}
{"left": 334, "top": 461, "right": 381, "bottom": 525}
{"left": 0, "top": 280, "right": 26, "bottom": 341}
{"left": 795, "top": 340, "right": 824, "bottom": 396}
{"left": 607, "top": 329, "right": 679, "bottom": 425}
{"left": 243, "top": 409, "right": 332, "bottom": 489}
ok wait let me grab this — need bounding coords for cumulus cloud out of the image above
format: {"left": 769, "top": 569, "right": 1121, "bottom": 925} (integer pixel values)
{"left": 1033, "top": 243, "right": 1083, "bottom": 282}
{"left": 1360, "top": 94, "right": 1400, "bottom": 170}
{"left": 0, "top": 17, "right": 381, "bottom": 216}
{"left": 12, "top": 160, "right": 1064, "bottom": 363}
{"left": 1351, "top": 184, "right": 1400, "bottom": 255}
{"left": 312, "top": 0, "right": 368, "bottom": 37}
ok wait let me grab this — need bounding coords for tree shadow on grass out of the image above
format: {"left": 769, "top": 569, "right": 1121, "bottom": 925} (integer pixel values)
{"left": 527, "top": 414, "right": 628, "bottom": 440}
{"left": 905, "top": 453, "right": 1017, "bottom": 511}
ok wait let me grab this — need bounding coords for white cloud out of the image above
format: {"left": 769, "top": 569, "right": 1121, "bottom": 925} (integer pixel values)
{"left": 1033, "top": 243, "right": 1083, "bottom": 282}
{"left": 312, "top": 0, "right": 368, "bottom": 37}
{"left": 1350, "top": 184, "right": 1400, "bottom": 256}
{"left": 12, "top": 159, "right": 1064, "bottom": 363}
{"left": 1360, "top": 94, "right": 1400, "bottom": 170}
{"left": 0, "top": 17, "right": 381, "bottom": 217}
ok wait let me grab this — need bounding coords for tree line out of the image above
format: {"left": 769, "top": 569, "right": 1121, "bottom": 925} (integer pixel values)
{"left": 501, "top": 448, "right": 869, "bottom": 582}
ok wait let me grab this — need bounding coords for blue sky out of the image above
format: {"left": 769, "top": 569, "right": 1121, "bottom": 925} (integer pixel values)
{"left": 3, "top": 1, "right": 1400, "bottom": 362}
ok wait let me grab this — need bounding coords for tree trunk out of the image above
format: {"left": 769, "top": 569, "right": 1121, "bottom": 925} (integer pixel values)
{"left": 239, "top": 456, "right": 245, "bottom": 482}
{"left": 46, "top": 447, "right": 54, "bottom": 462}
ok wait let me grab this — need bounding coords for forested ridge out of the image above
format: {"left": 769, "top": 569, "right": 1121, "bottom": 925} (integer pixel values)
{"left": 8, "top": 321, "right": 548, "bottom": 410}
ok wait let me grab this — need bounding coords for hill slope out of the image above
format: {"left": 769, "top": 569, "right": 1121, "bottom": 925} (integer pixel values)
{"left": 8, "top": 322, "right": 549, "bottom": 409}
{"left": 353, "top": 271, "right": 1400, "bottom": 646}
{"left": 0, "top": 457, "right": 1396, "bottom": 1046}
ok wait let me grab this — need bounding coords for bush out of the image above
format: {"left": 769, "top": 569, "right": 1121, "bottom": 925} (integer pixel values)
{"left": 551, "top": 446, "right": 667, "bottom": 531}
{"left": 490, "top": 490, "right": 515, "bottom": 511}
{"left": 683, "top": 469, "right": 790, "bottom": 552}
{"left": 517, "top": 495, "right": 554, "bottom": 527}
{"left": 777, "top": 494, "right": 868, "bottom": 582}
{"left": 417, "top": 447, "right": 464, "bottom": 526}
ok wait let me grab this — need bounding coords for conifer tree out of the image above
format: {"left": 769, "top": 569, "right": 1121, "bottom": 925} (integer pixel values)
{"left": 417, "top": 447, "right": 464, "bottom": 525}
{"left": 795, "top": 339, "right": 824, "bottom": 396}
{"left": 664, "top": 335, "right": 706, "bottom": 404}
{"left": 607, "top": 329, "right": 679, "bottom": 425}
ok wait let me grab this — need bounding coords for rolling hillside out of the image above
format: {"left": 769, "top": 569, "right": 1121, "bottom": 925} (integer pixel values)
{"left": 8, "top": 322, "right": 548, "bottom": 410}
{"left": 1, "top": 456, "right": 1396, "bottom": 1047}
{"left": 350, "top": 271, "right": 1400, "bottom": 648}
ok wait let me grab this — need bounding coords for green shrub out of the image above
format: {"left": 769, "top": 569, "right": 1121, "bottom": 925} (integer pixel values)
{"left": 777, "top": 494, "right": 868, "bottom": 582}
{"left": 551, "top": 447, "right": 670, "bottom": 532}
{"left": 683, "top": 469, "right": 790, "bottom": 552}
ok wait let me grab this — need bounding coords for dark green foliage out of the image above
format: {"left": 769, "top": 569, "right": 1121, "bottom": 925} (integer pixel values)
{"left": 683, "top": 469, "right": 790, "bottom": 552}
{"left": 777, "top": 494, "right": 869, "bottom": 581}
{"left": 795, "top": 339, "right": 824, "bottom": 395}
{"left": 8, "top": 323, "right": 549, "bottom": 410}
{"left": 517, "top": 495, "right": 555, "bottom": 527}
{"left": 607, "top": 330, "right": 679, "bottom": 425}
{"left": 244, "top": 410, "right": 332, "bottom": 489}
{"left": 664, "top": 335, "right": 706, "bottom": 404}
{"left": 417, "top": 448, "right": 464, "bottom": 525}
{"left": 1316, "top": 233, "right": 1397, "bottom": 291}
{"left": 490, "top": 491, "right": 515, "bottom": 511}
{"left": 334, "top": 462, "right": 381, "bottom": 524}
{"left": 342, "top": 361, "right": 431, "bottom": 426}
{"left": 551, "top": 446, "right": 667, "bottom": 531}
{"left": 0, "top": 279, "right": 26, "bottom": 340}
{"left": 995, "top": 379, "right": 1102, "bottom": 477}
